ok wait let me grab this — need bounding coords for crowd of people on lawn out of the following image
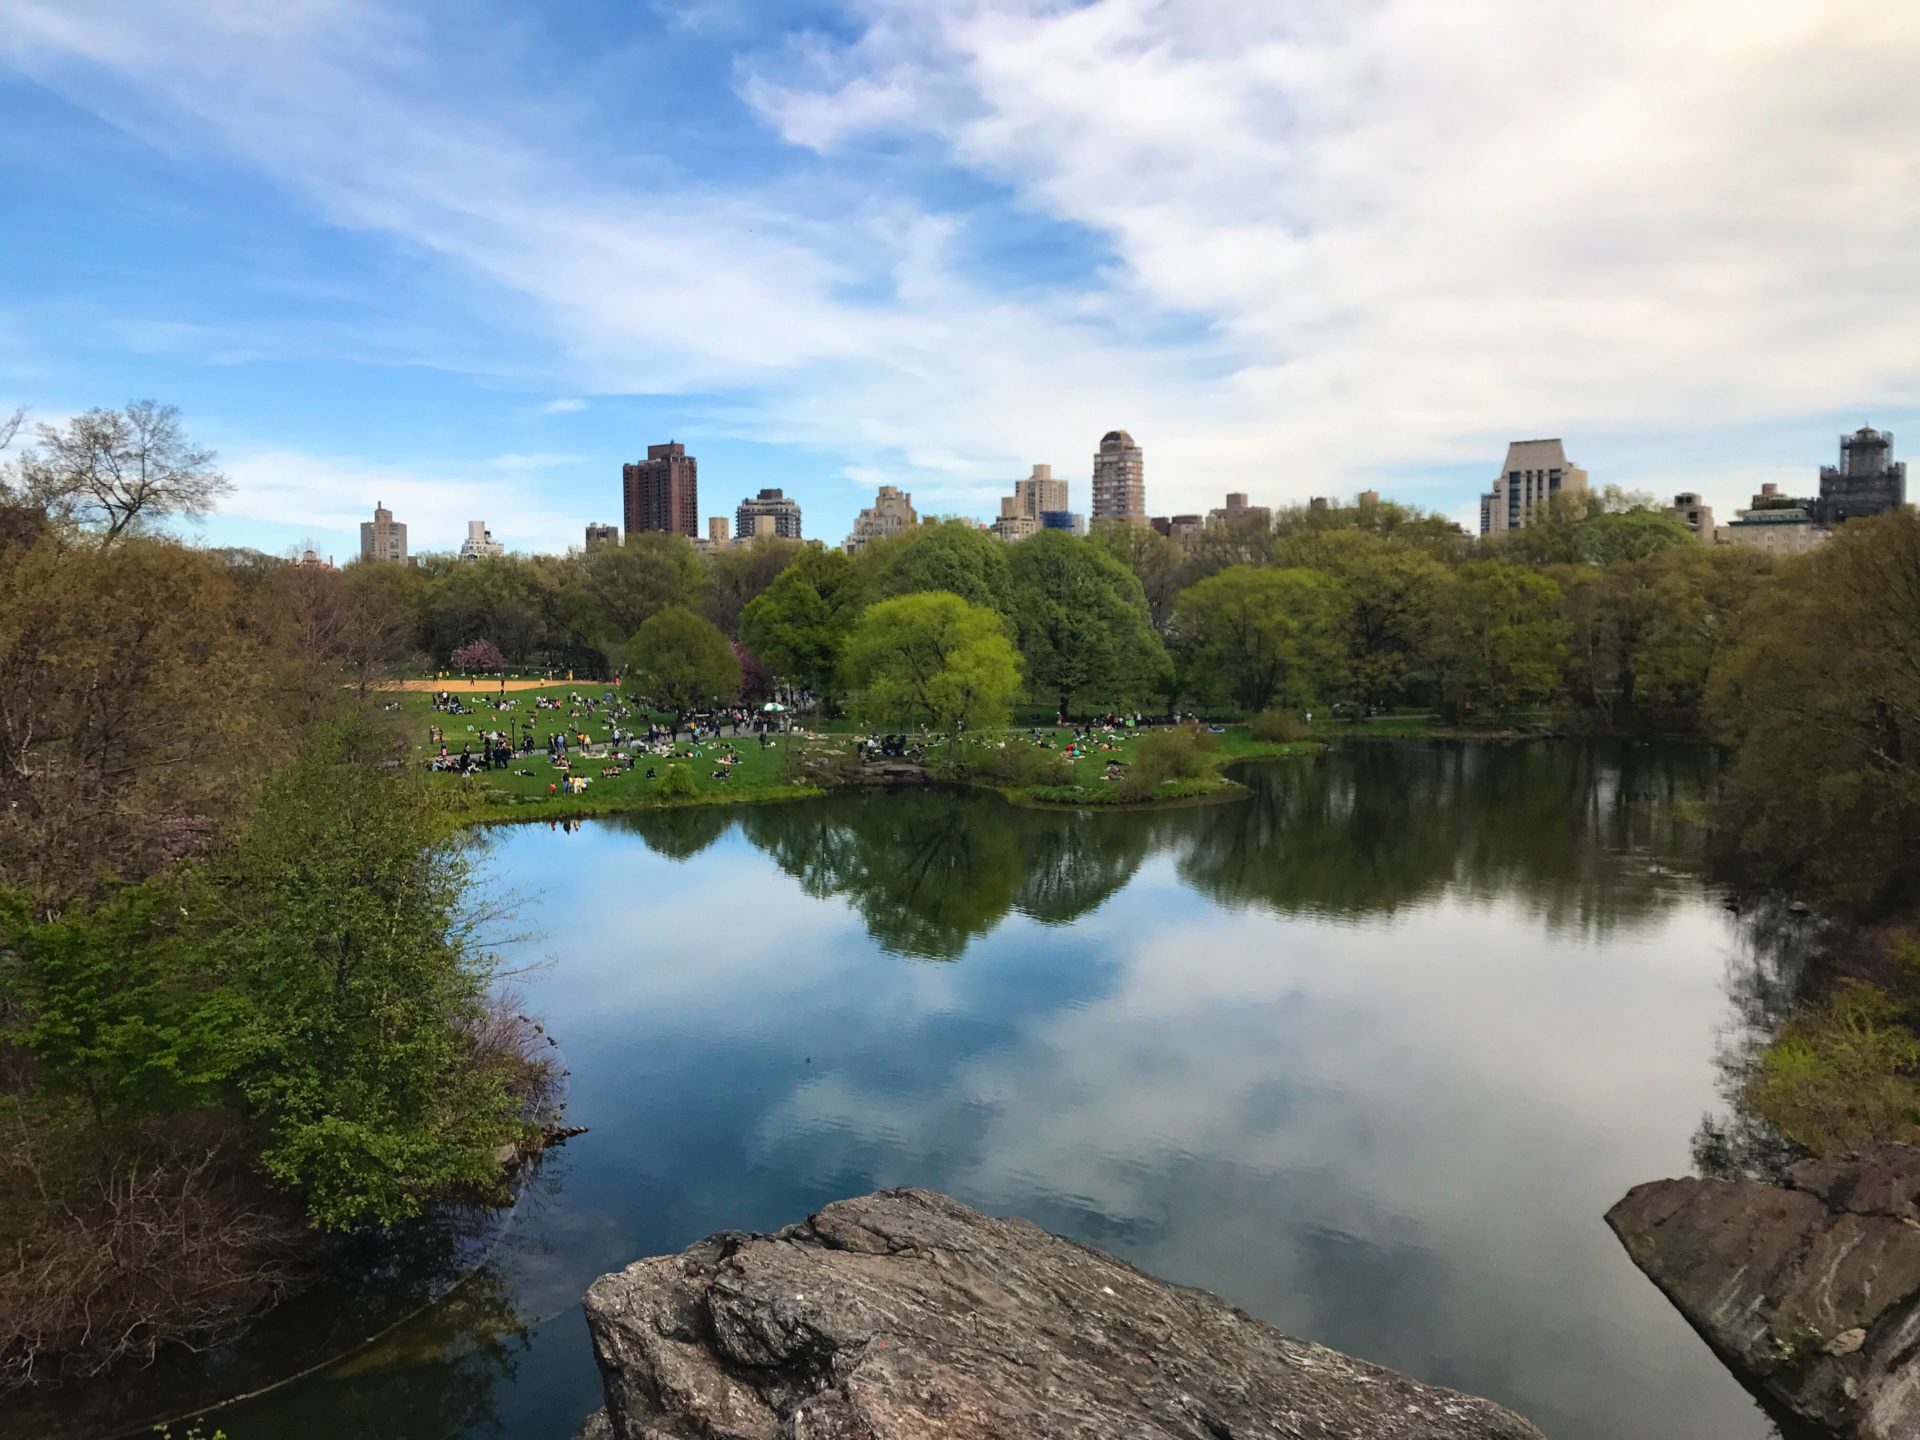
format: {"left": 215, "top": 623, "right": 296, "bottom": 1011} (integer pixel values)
{"left": 423, "top": 687, "right": 797, "bottom": 796}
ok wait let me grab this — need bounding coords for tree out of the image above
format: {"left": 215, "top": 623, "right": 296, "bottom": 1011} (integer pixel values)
{"left": 1172, "top": 566, "right": 1347, "bottom": 712}
{"left": 1006, "top": 530, "right": 1166, "bottom": 715}
{"left": 841, "top": 592, "right": 1022, "bottom": 760}
{"left": 1571, "top": 509, "right": 1696, "bottom": 566}
{"left": 19, "top": 401, "right": 230, "bottom": 543}
{"left": 585, "top": 534, "right": 705, "bottom": 645}
{"left": 0, "top": 534, "right": 268, "bottom": 916}
{"left": 704, "top": 538, "right": 801, "bottom": 637}
{"left": 740, "top": 547, "right": 866, "bottom": 710}
{"left": 624, "top": 605, "right": 741, "bottom": 726}
{"left": 450, "top": 638, "right": 507, "bottom": 672}
{"left": 732, "top": 640, "right": 773, "bottom": 705}
{"left": 1429, "top": 561, "right": 1566, "bottom": 719}
{"left": 1293, "top": 530, "right": 1448, "bottom": 712}
{"left": 1090, "top": 521, "right": 1184, "bottom": 632}
{"left": 866, "top": 519, "right": 1015, "bottom": 616}
{"left": 1708, "top": 510, "right": 1920, "bottom": 908}
{"left": 206, "top": 714, "right": 519, "bottom": 1229}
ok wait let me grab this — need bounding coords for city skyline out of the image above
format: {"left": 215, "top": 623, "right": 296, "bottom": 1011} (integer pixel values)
{"left": 1, "top": 2, "right": 1913, "bottom": 559}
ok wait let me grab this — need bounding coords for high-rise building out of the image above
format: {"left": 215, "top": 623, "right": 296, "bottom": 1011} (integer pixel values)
{"left": 623, "top": 442, "right": 699, "bottom": 538}
{"left": 1664, "top": 494, "right": 1715, "bottom": 543}
{"left": 735, "top": 488, "right": 802, "bottom": 541}
{"left": 359, "top": 501, "right": 407, "bottom": 563}
{"left": 458, "top": 520, "right": 504, "bottom": 560}
{"left": 1092, "top": 431, "right": 1146, "bottom": 523}
{"left": 1478, "top": 439, "right": 1589, "bottom": 535}
{"left": 844, "top": 485, "right": 918, "bottom": 553}
{"left": 992, "top": 463, "right": 1072, "bottom": 542}
{"left": 708, "top": 517, "right": 732, "bottom": 548}
{"left": 1812, "top": 426, "right": 1906, "bottom": 526}
{"left": 1208, "top": 492, "right": 1271, "bottom": 531}
{"left": 584, "top": 522, "right": 619, "bottom": 551}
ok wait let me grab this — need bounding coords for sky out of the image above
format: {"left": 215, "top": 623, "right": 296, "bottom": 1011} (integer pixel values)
{"left": 0, "top": 0, "right": 1915, "bottom": 558}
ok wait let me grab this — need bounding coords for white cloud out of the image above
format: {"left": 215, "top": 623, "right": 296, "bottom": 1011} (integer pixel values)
{"left": 2, "top": 0, "right": 1916, "bottom": 529}
{"left": 220, "top": 447, "right": 587, "bottom": 555}
{"left": 536, "top": 397, "right": 588, "bottom": 415}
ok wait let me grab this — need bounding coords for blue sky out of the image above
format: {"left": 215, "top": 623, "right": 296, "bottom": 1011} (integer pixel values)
{"left": 1, "top": 0, "right": 1915, "bottom": 556}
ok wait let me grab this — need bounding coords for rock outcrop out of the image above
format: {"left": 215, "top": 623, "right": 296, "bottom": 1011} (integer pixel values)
{"left": 1606, "top": 1144, "right": 1920, "bottom": 1439}
{"left": 580, "top": 1187, "right": 1542, "bottom": 1439}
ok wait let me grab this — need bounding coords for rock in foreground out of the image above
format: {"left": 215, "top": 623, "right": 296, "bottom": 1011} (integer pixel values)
{"left": 1606, "top": 1144, "right": 1920, "bottom": 1440}
{"left": 581, "top": 1187, "right": 1542, "bottom": 1439}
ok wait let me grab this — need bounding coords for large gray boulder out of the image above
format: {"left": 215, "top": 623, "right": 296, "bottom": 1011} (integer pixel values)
{"left": 1607, "top": 1144, "right": 1920, "bottom": 1439}
{"left": 579, "top": 1187, "right": 1542, "bottom": 1440}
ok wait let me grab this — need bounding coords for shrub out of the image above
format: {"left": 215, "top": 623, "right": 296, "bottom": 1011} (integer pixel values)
{"left": 1749, "top": 980, "right": 1920, "bottom": 1155}
{"left": 654, "top": 763, "right": 699, "bottom": 799}
{"left": 1118, "top": 725, "right": 1217, "bottom": 800}
{"left": 978, "top": 743, "right": 1073, "bottom": 788}
{"left": 1250, "top": 709, "right": 1309, "bottom": 743}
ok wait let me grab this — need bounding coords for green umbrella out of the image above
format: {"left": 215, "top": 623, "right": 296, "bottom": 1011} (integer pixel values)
{"left": 761, "top": 701, "right": 788, "bottom": 712}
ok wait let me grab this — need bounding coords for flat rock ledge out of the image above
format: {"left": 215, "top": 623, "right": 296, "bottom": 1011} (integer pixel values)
{"left": 579, "top": 1187, "right": 1542, "bottom": 1440}
{"left": 1606, "top": 1144, "right": 1920, "bottom": 1439}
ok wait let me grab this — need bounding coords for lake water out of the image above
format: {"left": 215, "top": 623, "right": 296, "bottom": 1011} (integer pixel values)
{"left": 176, "top": 744, "right": 1791, "bottom": 1438}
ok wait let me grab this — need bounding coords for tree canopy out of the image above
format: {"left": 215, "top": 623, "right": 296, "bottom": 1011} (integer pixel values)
{"left": 1007, "top": 530, "right": 1166, "bottom": 715}
{"left": 625, "top": 605, "right": 742, "bottom": 720}
{"left": 841, "top": 591, "right": 1022, "bottom": 753}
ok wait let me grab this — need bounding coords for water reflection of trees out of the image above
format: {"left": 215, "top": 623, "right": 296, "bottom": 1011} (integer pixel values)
{"left": 1693, "top": 897, "right": 1825, "bottom": 1181}
{"left": 719, "top": 743, "right": 1718, "bottom": 958}
{"left": 1182, "top": 743, "right": 1718, "bottom": 937}
{"left": 738, "top": 793, "right": 1154, "bottom": 959}
{"left": 614, "top": 804, "right": 734, "bottom": 861}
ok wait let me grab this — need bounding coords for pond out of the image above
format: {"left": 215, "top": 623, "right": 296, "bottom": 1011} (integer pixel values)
{"left": 100, "top": 743, "right": 1802, "bottom": 1439}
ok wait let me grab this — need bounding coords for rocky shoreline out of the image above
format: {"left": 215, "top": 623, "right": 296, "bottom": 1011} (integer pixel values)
{"left": 1607, "top": 1144, "right": 1920, "bottom": 1440}
{"left": 577, "top": 1187, "right": 1543, "bottom": 1440}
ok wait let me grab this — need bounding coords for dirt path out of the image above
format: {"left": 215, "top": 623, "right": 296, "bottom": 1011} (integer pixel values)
{"left": 385, "top": 678, "right": 599, "bottom": 693}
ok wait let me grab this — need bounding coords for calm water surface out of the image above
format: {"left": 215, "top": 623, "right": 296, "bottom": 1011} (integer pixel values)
{"left": 203, "top": 743, "right": 1784, "bottom": 1439}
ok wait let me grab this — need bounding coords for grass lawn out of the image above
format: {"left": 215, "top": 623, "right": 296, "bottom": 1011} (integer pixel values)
{"left": 384, "top": 681, "right": 841, "bottom": 824}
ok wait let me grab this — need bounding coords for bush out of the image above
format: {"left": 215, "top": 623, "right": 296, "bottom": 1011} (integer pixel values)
{"left": 1118, "top": 725, "right": 1217, "bottom": 800}
{"left": 1750, "top": 980, "right": 1920, "bottom": 1155}
{"left": 1250, "top": 709, "right": 1309, "bottom": 743}
{"left": 654, "top": 763, "right": 699, "bottom": 799}
{"left": 977, "top": 743, "right": 1073, "bottom": 788}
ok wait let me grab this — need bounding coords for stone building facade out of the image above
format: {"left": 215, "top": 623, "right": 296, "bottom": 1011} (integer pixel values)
{"left": 1479, "top": 439, "right": 1589, "bottom": 534}
{"left": 844, "top": 486, "right": 918, "bottom": 553}
{"left": 359, "top": 502, "right": 408, "bottom": 563}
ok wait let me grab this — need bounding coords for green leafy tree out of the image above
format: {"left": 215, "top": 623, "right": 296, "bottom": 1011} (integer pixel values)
{"left": 1708, "top": 510, "right": 1920, "bottom": 907}
{"left": 1290, "top": 530, "right": 1448, "bottom": 712}
{"left": 740, "top": 547, "right": 866, "bottom": 710}
{"left": 1007, "top": 530, "right": 1167, "bottom": 715}
{"left": 1430, "top": 561, "right": 1566, "bottom": 719}
{"left": 867, "top": 518, "right": 1015, "bottom": 615}
{"left": 1572, "top": 509, "right": 1696, "bottom": 566}
{"left": 0, "top": 882, "right": 246, "bottom": 1125}
{"left": 841, "top": 591, "right": 1022, "bottom": 760}
{"left": 625, "top": 604, "right": 742, "bottom": 726}
{"left": 704, "top": 537, "right": 802, "bottom": 637}
{"left": 1090, "top": 520, "right": 1185, "bottom": 632}
{"left": 1171, "top": 565, "right": 1347, "bottom": 712}
{"left": 208, "top": 714, "right": 519, "bottom": 1229}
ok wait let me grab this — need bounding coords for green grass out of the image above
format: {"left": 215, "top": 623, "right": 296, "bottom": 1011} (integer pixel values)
{"left": 386, "top": 682, "right": 838, "bottom": 825}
